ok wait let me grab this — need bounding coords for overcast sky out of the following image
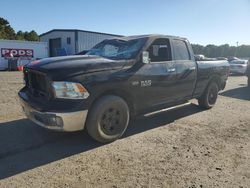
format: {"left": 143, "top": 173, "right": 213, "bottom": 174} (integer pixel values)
{"left": 1, "top": 0, "right": 250, "bottom": 46}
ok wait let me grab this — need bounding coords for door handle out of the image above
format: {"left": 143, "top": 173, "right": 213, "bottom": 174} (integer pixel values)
{"left": 167, "top": 68, "right": 176, "bottom": 73}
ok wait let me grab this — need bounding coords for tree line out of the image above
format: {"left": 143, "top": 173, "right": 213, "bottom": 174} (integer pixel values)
{"left": 0, "top": 17, "right": 39, "bottom": 41}
{"left": 192, "top": 44, "right": 250, "bottom": 58}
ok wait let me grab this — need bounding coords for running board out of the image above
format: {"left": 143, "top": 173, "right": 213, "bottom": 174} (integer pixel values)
{"left": 144, "top": 102, "right": 191, "bottom": 117}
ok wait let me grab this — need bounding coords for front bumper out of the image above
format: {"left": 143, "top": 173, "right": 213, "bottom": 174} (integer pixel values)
{"left": 19, "top": 96, "right": 88, "bottom": 132}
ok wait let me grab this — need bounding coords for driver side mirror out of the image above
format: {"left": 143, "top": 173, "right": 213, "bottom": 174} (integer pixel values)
{"left": 142, "top": 51, "right": 150, "bottom": 64}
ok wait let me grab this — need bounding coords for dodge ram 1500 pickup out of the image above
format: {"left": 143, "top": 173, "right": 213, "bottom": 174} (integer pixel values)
{"left": 247, "top": 59, "right": 250, "bottom": 86}
{"left": 19, "top": 35, "right": 230, "bottom": 143}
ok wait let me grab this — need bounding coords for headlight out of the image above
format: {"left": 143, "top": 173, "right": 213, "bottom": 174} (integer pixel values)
{"left": 52, "top": 82, "right": 90, "bottom": 99}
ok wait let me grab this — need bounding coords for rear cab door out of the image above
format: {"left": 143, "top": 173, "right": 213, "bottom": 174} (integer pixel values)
{"left": 171, "top": 38, "right": 197, "bottom": 100}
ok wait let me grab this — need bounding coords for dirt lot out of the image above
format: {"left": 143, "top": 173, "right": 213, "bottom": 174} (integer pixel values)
{"left": 0, "top": 72, "right": 249, "bottom": 188}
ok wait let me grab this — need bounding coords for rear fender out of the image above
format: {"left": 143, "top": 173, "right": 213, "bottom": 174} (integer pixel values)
{"left": 208, "top": 75, "right": 222, "bottom": 90}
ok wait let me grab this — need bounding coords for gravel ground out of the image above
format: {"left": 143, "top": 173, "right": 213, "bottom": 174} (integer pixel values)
{"left": 0, "top": 72, "right": 249, "bottom": 188}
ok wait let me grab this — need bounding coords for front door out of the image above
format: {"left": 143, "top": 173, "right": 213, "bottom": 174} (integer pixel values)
{"left": 133, "top": 38, "right": 178, "bottom": 111}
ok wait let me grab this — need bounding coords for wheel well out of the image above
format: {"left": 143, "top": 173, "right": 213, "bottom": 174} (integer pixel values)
{"left": 91, "top": 89, "right": 136, "bottom": 117}
{"left": 209, "top": 75, "right": 222, "bottom": 90}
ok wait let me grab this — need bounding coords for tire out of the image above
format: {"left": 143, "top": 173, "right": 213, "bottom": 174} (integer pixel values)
{"left": 248, "top": 77, "right": 250, "bottom": 87}
{"left": 86, "top": 95, "right": 130, "bottom": 143}
{"left": 198, "top": 82, "right": 219, "bottom": 109}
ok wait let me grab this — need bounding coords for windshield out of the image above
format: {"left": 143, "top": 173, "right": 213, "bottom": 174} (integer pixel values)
{"left": 86, "top": 38, "right": 146, "bottom": 60}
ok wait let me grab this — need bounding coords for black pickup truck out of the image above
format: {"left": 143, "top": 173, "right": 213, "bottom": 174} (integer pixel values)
{"left": 19, "top": 35, "right": 230, "bottom": 143}
{"left": 247, "top": 59, "right": 250, "bottom": 86}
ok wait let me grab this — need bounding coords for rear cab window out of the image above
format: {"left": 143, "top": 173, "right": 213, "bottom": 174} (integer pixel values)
{"left": 172, "top": 39, "right": 191, "bottom": 60}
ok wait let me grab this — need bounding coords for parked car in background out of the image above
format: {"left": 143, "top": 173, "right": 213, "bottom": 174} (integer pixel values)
{"left": 194, "top": 54, "right": 218, "bottom": 61}
{"left": 194, "top": 54, "right": 205, "bottom": 60}
{"left": 228, "top": 56, "right": 239, "bottom": 62}
{"left": 229, "top": 59, "right": 248, "bottom": 75}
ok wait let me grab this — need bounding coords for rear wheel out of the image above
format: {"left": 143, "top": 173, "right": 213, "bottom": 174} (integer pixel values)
{"left": 86, "top": 95, "right": 130, "bottom": 143}
{"left": 198, "top": 82, "right": 219, "bottom": 109}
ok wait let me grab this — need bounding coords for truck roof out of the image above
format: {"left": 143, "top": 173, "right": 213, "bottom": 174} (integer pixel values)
{"left": 110, "top": 34, "right": 187, "bottom": 41}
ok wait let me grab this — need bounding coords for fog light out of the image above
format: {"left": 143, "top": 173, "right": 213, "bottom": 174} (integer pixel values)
{"left": 55, "top": 116, "right": 63, "bottom": 127}
{"left": 34, "top": 113, "right": 63, "bottom": 127}
{"left": 48, "top": 116, "right": 63, "bottom": 127}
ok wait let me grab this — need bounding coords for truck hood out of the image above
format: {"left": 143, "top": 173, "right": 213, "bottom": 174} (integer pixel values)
{"left": 26, "top": 55, "right": 127, "bottom": 79}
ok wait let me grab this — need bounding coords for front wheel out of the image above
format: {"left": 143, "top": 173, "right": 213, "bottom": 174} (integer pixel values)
{"left": 86, "top": 95, "right": 130, "bottom": 143}
{"left": 198, "top": 82, "right": 219, "bottom": 109}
